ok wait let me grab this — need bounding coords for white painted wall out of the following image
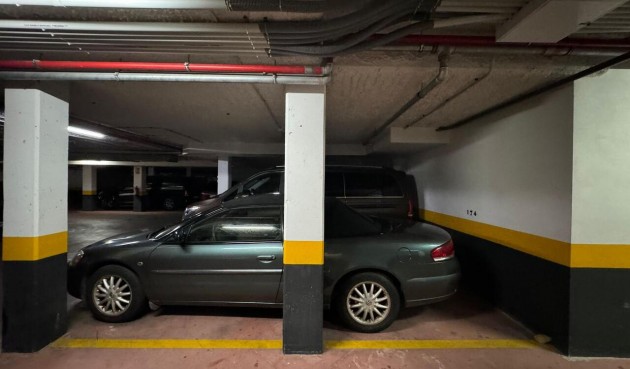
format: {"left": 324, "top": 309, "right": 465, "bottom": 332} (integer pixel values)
{"left": 403, "top": 86, "right": 574, "bottom": 242}
{"left": 572, "top": 70, "right": 630, "bottom": 244}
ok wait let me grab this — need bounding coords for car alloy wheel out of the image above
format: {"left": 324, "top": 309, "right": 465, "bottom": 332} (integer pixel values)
{"left": 92, "top": 275, "right": 132, "bottom": 317}
{"left": 346, "top": 281, "right": 391, "bottom": 326}
{"left": 163, "top": 197, "right": 176, "bottom": 210}
{"left": 336, "top": 272, "right": 400, "bottom": 333}
{"left": 87, "top": 265, "right": 147, "bottom": 323}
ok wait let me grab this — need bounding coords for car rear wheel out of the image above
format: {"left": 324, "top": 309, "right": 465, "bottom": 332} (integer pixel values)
{"left": 335, "top": 272, "right": 400, "bottom": 333}
{"left": 163, "top": 197, "right": 176, "bottom": 210}
{"left": 86, "top": 265, "right": 147, "bottom": 323}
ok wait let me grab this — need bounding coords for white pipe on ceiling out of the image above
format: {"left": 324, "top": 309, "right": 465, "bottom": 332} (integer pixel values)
{"left": 0, "top": 71, "right": 331, "bottom": 85}
{"left": 2, "top": 0, "right": 227, "bottom": 9}
{"left": 0, "top": 20, "right": 259, "bottom": 33}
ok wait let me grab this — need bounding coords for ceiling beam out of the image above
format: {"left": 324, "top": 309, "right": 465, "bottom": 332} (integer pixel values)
{"left": 497, "top": 0, "right": 626, "bottom": 43}
{"left": 369, "top": 127, "right": 450, "bottom": 154}
{"left": 183, "top": 143, "right": 368, "bottom": 156}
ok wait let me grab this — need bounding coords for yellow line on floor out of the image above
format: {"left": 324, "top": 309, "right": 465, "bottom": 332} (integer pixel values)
{"left": 52, "top": 338, "right": 538, "bottom": 350}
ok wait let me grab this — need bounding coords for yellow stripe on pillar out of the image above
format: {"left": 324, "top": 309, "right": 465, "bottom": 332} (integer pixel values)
{"left": 82, "top": 190, "right": 96, "bottom": 196}
{"left": 2, "top": 231, "right": 68, "bottom": 261}
{"left": 284, "top": 240, "right": 324, "bottom": 265}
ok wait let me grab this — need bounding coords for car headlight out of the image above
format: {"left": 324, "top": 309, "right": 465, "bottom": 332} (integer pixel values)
{"left": 69, "top": 249, "right": 85, "bottom": 266}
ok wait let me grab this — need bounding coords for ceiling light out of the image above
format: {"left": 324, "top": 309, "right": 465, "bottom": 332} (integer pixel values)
{"left": 68, "top": 126, "right": 105, "bottom": 139}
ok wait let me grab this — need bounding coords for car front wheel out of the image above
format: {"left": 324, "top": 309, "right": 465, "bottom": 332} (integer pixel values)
{"left": 163, "top": 197, "right": 176, "bottom": 210}
{"left": 86, "top": 265, "right": 147, "bottom": 323}
{"left": 335, "top": 272, "right": 401, "bottom": 333}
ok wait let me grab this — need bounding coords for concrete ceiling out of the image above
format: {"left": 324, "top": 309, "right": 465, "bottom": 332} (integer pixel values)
{"left": 0, "top": 0, "right": 629, "bottom": 162}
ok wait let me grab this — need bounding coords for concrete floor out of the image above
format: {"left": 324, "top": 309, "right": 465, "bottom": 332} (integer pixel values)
{"left": 2, "top": 211, "right": 630, "bottom": 368}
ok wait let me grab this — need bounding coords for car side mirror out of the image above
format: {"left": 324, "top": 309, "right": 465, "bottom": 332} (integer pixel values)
{"left": 166, "top": 229, "right": 186, "bottom": 244}
{"left": 178, "top": 231, "right": 188, "bottom": 244}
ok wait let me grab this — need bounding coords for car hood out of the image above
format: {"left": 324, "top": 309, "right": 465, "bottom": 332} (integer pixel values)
{"left": 84, "top": 229, "right": 154, "bottom": 251}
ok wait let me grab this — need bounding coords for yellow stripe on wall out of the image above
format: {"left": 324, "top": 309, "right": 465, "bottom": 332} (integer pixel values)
{"left": 284, "top": 240, "right": 324, "bottom": 265}
{"left": 571, "top": 244, "right": 630, "bottom": 269}
{"left": 421, "top": 210, "right": 630, "bottom": 269}
{"left": 2, "top": 231, "right": 68, "bottom": 261}
{"left": 421, "top": 210, "right": 571, "bottom": 267}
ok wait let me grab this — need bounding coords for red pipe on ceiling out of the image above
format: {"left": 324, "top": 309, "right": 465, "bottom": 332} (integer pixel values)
{"left": 394, "top": 35, "right": 630, "bottom": 49}
{"left": 0, "top": 60, "right": 324, "bottom": 74}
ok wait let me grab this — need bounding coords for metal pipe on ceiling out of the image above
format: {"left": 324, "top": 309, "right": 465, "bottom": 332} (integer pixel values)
{"left": 375, "top": 45, "right": 624, "bottom": 57}
{"left": 363, "top": 50, "right": 450, "bottom": 146}
{"left": 435, "top": 50, "right": 630, "bottom": 132}
{"left": 0, "top": 60, "right": 324, "bottom": 74}
{"left": 1, "top": 0, "right": 228, "bottom": 8}
{"left": 0, "top": 71, "right": 331, "bottom": 85}
{"left": 1, "top": 0, "right": 373, "bottom": 13}
{"left": 404, "top": 61, "right": 494, "bottom": 129}
{"left": 394, "top": 34, "right": 630, "bottom": 49}
{"left": 0, "top": 20, "right": 259, "bottom": 33}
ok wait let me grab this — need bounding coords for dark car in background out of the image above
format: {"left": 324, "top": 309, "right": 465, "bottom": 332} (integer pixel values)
{"left": 68, "top": 195, "right": 459, "bottom": 333}
{"left": 98, "top": 181, "right": 187, "bottom": 211}
{"left": 183, "top": 166, "right": 416, "bottom": 220}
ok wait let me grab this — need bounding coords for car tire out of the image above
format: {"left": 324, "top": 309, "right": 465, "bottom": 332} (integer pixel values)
{"left": 86, "top": 265, "right": 147, "bottom": 323}
{"left": 335, "top": 272, "right": 401, "bottom": 333}
{"left": 163, "top": 197, "right": 176, "bottom": 211}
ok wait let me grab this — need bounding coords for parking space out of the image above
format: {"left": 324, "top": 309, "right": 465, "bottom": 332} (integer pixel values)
{"left": 3, "top": 0, "right": 630, "bottom": 363}
{"left": 3, "top": 211, "right": 630, "bottom": 368}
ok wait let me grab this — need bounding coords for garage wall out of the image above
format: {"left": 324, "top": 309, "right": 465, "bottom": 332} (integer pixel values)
{"left": 402, "top": 85, "right": 575, "bottom": 352}
{"left": 408, "top": 86, "right": 574, "bottom": 242}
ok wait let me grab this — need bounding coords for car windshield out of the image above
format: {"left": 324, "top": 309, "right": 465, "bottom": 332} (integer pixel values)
{"left": 148, "top": 223, "right": 181, "bottom": 239}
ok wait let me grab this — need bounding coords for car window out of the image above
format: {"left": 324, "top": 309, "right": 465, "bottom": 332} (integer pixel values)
{"left": 344, "top": 173, "right": 402, "bottom": 197}
{"left": 325, "top": 200, "right": 381, "bottom": 238}
{"left": 224, "top": 173, "right": 282, "bottom": 202}
{"left": 242, "top": 173, "right": 281, "bottom": 196}
{"left": 187, "top": 207, "right": 282, "bottom": 243}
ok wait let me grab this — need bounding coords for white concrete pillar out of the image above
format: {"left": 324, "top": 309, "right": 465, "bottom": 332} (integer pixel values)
{"left": 82, "top": 166, "right": 98, "bottom": 211}
{"left": 133, "top": 165, "right": 147, "bottom": 211}
{"left": 282, "top": 85, "right": 326, "bottom": 354}
{"left": 217, "top": 157, "right": 231, "bottom": 194}
{"left": 2, "top": 89, "right": 69, "bottom": 352}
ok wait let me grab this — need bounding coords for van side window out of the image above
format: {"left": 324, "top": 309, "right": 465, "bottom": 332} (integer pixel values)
{"left": 325, "top": 172, "right": 344, "bottom": 197}
{"left": 344, "top": 173, "right": 403, "bottom": 197}
{"left": 242, "top": 173, "right": 281, "bottom": 196}
{"left": 226, "top": 173, "right": 281, "bottom": 201}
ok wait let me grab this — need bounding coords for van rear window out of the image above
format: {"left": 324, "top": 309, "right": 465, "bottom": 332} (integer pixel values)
{"left": 344, "top": 173, "right": 403, "bottom": 197}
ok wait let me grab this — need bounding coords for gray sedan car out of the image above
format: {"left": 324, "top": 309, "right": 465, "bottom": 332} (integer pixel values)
{"left": 68, "top": 195, "right": 459, "bottom": 332}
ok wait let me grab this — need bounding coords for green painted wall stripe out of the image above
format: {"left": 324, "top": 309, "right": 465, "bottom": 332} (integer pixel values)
{"left": 52, "top": 338, "right": 539, "bottom": 350}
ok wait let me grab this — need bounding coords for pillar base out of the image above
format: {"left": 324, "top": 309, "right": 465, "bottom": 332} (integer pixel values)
{"left": 81, "top": 195, "right": 98, "bottom": 211}
{"left": 282, "top": 265, "right": 323, "bottom": 354}
{"left": 133, "top": 196, "right": 147, "bottom": 212}
{"left": 2, "top": 253, "right": 68, "bottom": 352}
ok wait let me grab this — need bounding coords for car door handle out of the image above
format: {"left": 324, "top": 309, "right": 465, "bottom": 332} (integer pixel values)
{"left": 257, "top": 255, "right": 276, "bottom": 262}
